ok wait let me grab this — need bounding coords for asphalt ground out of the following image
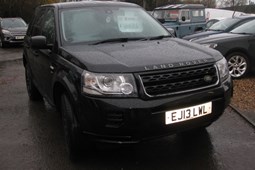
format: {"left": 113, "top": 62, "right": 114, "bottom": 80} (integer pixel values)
{"left": 231, "top": 105, "right": 255, "bottom": 128}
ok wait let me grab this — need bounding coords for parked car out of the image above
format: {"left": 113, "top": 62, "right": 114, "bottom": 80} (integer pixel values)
{"left": 193, "top": 19, "right": 255, "bottom": 78}
{"left": 152, "top": 4, "right": 206, "bottom": 38}
{"left": 23, "top": 1, "right": 232, "bottom": 159}
{"left": 183, "top": 16, "right": 255, "bottom": 41}
{"left": 0, "top": 17, "right": 27, "bottom": 48}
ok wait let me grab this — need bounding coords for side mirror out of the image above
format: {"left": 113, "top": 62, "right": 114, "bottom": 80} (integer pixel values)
{"left": 181, "top": 16, "right": 186, "bottom": 22}
{"left": 31, "top": 36, "right": 47, "bottom": 49}
{"left": 166, "top": 28, "right": 176, "bottom": 37}
{"left": 157, "top": 18, "right": 165, "bottom": 24}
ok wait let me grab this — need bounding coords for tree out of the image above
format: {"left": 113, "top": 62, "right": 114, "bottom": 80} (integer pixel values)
{"left": 132, "top": 0, "right": 217, "bottom": 10}
{"left": 182, "top": 0, "right": 216, "bottom": 8}
{"left": 200, "top": 0, "right": 216, "bottom": 8}
{"left": 218, "top": 0, "right": 248, "bottom": 7}
{"left": 0, "top": 0, "right": 59, "bottom": 22}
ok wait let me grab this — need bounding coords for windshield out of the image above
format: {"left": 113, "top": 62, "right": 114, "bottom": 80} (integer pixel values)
{"left": 2, "top": 18, "right": 27, "bottom": 29}
{"left": 60, "top": 7, "right": 170, "bottom": 44}
{"left": 153, "top": 10, "right": 179, "bottom": 21}
{"left": 209, "top": 18, "right": 239, "bottom": 31}
{"left": 230, "top": 19, "right": 255, "bottom": 34}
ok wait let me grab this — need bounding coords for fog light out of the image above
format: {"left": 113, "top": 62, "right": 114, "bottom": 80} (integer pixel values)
{"left": 120, "top": 83, "right": 133, "bottom": 95}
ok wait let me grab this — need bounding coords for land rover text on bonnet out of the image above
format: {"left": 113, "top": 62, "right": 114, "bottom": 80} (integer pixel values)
{"left": 23, "top": 1, "right": 232, "bottom": 159}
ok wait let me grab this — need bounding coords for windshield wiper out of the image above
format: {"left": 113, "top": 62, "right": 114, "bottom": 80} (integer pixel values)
{"left": 90, "top": 35, "right": 171, "bottom": 45}
{"left": 90, "top": 37, "right": 151, "bottom": 45}
{"left": 236, "top": 32, "right": 253, "bottom": 35}
{"left": 208, "top": 29, "right": 223, "bottom": 31}
{"left": 90, "top": 38, "right": 130, "bottom": 45}
{"left": 230, "top": 32, "right": 253, "bottom": 35}
{"left": 147, "top": 35, "right": 172, "bottom": 40}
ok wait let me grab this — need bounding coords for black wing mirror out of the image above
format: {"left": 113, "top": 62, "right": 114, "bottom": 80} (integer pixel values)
{"left": 181, "top": 16, "right": 186, "bottom": 22}
{"left": 30, "top": 36, "right": 47, "bottom": 49}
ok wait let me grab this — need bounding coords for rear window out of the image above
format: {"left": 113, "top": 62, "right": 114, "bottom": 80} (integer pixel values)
{"left": 192, "top": 10, "right": 204, "bottom": 17}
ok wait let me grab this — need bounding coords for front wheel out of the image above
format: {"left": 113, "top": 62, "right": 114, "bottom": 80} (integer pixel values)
{"left": 61, "top": 93, "right": 81, "bottom": 160}
{"left": 226, "top": 52, "right": 250, "bottom": 78}
{"left": 0, "top": 38, "right": 6, "bottom": 48}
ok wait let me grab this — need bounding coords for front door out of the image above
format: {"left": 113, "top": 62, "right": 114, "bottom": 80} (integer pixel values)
{"left": 30, "top": 8, "right": 56, "bottom": 100}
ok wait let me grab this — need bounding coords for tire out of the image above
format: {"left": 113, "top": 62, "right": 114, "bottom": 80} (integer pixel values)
{"left": 0, "top": 38, "right": 6, "bottom": 48}
{"left": 226, "top": 52, "right": 250, "bottom": 79}
{"left": 61, "top": 93, "right": 81, "bottom": 161}
{"left": 25, "top": 65, "right": 43, "bottom": 101}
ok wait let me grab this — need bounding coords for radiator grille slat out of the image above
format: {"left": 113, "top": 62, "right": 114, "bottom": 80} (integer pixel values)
{"left": 140, "top": 65, "right": 219, "bottom": 97}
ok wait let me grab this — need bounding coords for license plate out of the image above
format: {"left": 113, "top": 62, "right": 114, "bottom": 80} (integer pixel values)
{"left": 15, "top": 36, "right": 24, "bottom": 40}
{"left": 165, "top": 102, "right": 212, "bottom": 125}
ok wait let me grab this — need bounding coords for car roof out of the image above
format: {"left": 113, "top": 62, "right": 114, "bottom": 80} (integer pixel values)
{"left": 41, "top": 1, "right": 138, "bottom": 9}
{"left": 154, "top": 4, "right": 205, "bottom": 10}
{"left": 217, "top": 15, "right": 255, "bottom": 23}
{"left": 233, "top": 15, "right": 255, "bottom": 19}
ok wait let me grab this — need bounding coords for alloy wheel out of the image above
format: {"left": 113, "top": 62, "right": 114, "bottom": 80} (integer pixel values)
{"left": 227, "top": 55, "right": 247, "bottom": 78}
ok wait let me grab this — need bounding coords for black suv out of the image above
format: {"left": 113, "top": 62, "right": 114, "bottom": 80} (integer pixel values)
{"left": 23, "top": 1, "right": 232, "bottom": 159}
{"left": 0, "top": 17, "right": 27, "bottom": 48}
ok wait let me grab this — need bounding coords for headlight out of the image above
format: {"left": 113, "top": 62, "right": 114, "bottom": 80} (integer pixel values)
{"left": 82, "top": 71, "right": 137, "bottom": 97}
{"left": 216, "top": 57, "right": 229, "bottom": 81}
{"left": 2, "top": 29, "right": 11, "bottom": 35}
{"left": 203, "top": 43, "right": 217, "bottom": 49}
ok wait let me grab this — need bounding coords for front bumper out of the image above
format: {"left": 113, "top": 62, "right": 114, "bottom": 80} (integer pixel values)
{"left": 2, "top": 34, "right": 25, "bottom": 44}
{"left": 77, "top": 76, "right": 232, "bottom": 144}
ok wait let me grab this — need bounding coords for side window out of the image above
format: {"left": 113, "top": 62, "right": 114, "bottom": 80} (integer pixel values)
{"left": 180, "top": 10, "right": 190, "bottom": 22}
{"left": 41, "top": 9, "right": 55, "bottom": 44}
{"left": 192, "top": 10, "right": 204, "bottom": 17}
{"left": 30, "top": 8, "right": 55, "bottom": 45}
{"left": 31, "top": 8, "right": 46, "bottom": 36}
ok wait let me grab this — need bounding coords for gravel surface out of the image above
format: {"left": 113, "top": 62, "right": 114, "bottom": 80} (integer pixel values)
{"left": 231, "top": 74, "right": 255, "bottom": 112}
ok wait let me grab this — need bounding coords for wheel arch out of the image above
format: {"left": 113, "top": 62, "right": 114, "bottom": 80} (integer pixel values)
{"left": 53, "top": 82, "right": 66, "bottom": 112}
{"left": 53, "top": 78, "right": 80, "bottom": 128}
{"left": 52, "top": 71, "right": 80, "bottom": 116}
{"left": 224, "top": 48, "right": 250, "bottom": 60}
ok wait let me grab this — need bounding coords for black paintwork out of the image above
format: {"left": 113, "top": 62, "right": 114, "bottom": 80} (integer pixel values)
{"left": 23, "top": 1, "right": 232, "bottom": 144}
{"left": 60, "top": 39, "right": 222, "bottom": 73}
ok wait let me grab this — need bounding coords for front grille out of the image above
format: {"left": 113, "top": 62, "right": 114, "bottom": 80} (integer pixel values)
{"left": 139, "top": 64, "right": 219, "bottom": 97}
